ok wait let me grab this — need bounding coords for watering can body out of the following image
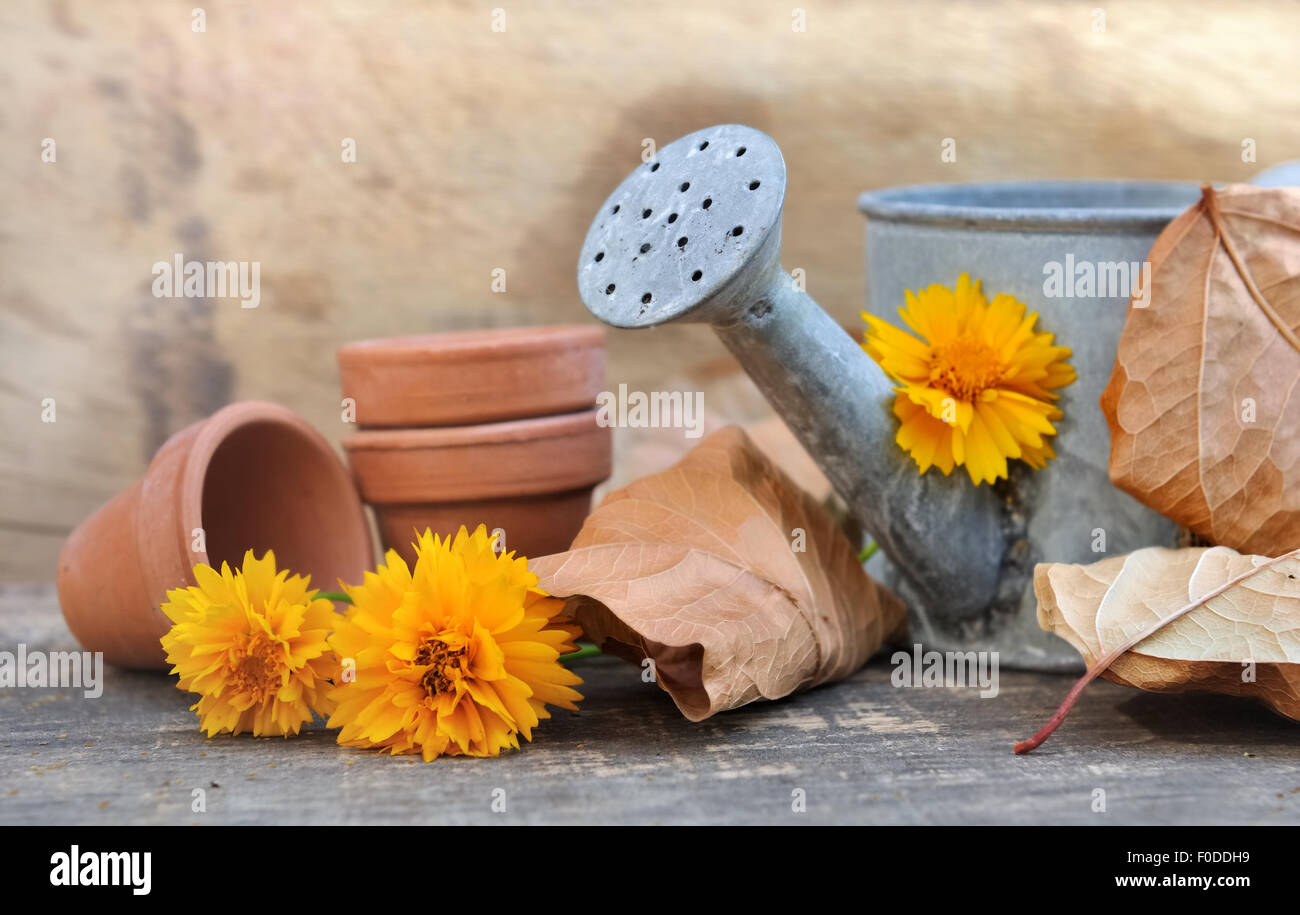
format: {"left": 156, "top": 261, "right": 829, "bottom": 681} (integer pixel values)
{"left": 577, "top": 124, "right": 1225, "bottom": 671}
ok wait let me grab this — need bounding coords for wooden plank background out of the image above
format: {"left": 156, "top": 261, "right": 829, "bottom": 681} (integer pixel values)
{"left": 3, "top": 0, "right": 1298, "bottom": 581}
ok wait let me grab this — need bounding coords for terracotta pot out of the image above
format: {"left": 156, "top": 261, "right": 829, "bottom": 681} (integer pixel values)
{"left": 57, "top": 401, "right": 374, "bottom": 670}
{"left": 374, "top": 490, "right": 596, "bottom": 566}
{"left": 337, "top": 325, "right": 606, "bottom": 428}
{"left": 344, "top": 409, "right": 611, "bottom": 562}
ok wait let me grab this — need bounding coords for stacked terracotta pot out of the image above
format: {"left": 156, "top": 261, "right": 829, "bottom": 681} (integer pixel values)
{"left": 338, "top": 326, "right": 612, "bottom": 565}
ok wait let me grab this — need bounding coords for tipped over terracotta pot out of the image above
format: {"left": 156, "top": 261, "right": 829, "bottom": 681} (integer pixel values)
{"left": 57, "top": 401, "right": 374, "bottom": 669}
{"left": 344, "top": 409, "right": 611, "bottom": 563}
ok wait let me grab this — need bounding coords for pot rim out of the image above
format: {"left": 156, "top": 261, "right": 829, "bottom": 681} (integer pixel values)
{"left": 858, "top": 179, "right": 1206, "bottom": 231}
{"left": 338, "top": 324, "right": 605, "bottom": 363}
{"left": 344, "top": 408, "right": 610, "bottom": 502}
{"left": 175, "top": 401, "right": 371, "bottom": 571}
{"left": 342, "top": 408, "right": 603, "bottom": 453}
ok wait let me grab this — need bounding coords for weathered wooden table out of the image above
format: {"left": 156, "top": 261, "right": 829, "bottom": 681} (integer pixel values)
{"left": 3, "top": 584, "right": 1298, "bottom": 825}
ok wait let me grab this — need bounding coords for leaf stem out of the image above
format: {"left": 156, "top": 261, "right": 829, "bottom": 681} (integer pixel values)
{"left": 1014, "top": 546, "right": 1300, "bottom": 754}
{"left": 858, "top": 540, "right": 879, "bottom": 563}
{"left": 1202, "top": 183, "right": 1300, "bottom": 353}
{"left": 317, "top": 591, "right": 353, "bottom": 604}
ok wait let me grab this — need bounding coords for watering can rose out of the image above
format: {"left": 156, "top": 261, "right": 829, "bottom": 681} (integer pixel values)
{"left": 861, "top": 273, "right": 1076, "bottom": 485}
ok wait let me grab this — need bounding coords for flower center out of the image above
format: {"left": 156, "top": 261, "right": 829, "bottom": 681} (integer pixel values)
{"left": 230, "top": 633, "right": 284, "bottom": 697}
{"left": 929, "top": 335, "right": 1003, "bottom": 402}
{"left": 415, "top": 637, "right": 469, "bottom": 698}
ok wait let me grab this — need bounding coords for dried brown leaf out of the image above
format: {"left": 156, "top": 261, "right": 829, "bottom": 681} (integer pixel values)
{"left": 531, "top": 425, "right": 906, "bottom": 721}
{"left": 1101, "top": 184, "right": 1300, "bottom": 554}
{"left": 1018, "top": 545, "right": 1300, "bottom": 752}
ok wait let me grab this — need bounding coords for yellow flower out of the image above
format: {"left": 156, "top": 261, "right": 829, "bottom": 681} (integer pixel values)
{"left": 160, "top": 550, "right": 340, "bottom": 737}
{"left": 326, "top": 525, "right": 583, "bottom": 761}
{"left": 862, "top": 273, "right": 1076, "bottom": 485}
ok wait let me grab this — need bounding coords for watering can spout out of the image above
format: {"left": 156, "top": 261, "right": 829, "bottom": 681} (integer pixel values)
{"left": 710, "top": 265, "right": 1005, "bottom": 620}
{"left": 576, "top": 124, "right": 1005, "bottom": 619}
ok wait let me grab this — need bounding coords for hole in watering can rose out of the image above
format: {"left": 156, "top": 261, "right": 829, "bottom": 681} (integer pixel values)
{"left": 748, "top": 180, "right": 760, "bottom": 190}
{"left": 605, "top": 283, "right": 616, "bottom": 294}
{"left": 650, "top": 162, "right": 659, "bottom": 172}
{"left": 677, "top": 236, "right": 688, "bottom": 248}
{"left": 641, "top": 208, "right": 652, "bottom": 219}
{"left": 731, "top": 226, "right": 744, "bottom": 236}
{"left": 698, "top": 140, "right": 709, "bottom": 150}
{"left": 639, "top": 243, "right": 651, "bottom": 253}
{"left": 201, "top": 421, "right": 361, "bottom": 586}
{"left": 735, "top": 146, "right": 746, "bottom": 156}
{"left": 667, "top": 213, "right": 678, "bottom": 223}
{"left": 594, "top": 251, "right": 604, "bottom": 262}
{"left": 702, "top": 197, "right": 712, "bottom": 209}
{"left": 642, "top": 293, "right": 652, "bottom": 304}
{"left": 679, "top": 181, "right": 690, "bottom": 192}
{"left": 611, "top": 204, "right": 620, "bottom": 214}
{"left": 691, "top": 270, "right": 702, "bottom": 281}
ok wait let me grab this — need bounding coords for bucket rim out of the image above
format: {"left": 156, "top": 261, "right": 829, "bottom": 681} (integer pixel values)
{"left": 858, "top": 179, "right": 1205, "bottom": 231}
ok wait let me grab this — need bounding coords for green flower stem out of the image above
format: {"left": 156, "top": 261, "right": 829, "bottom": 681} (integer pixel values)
{"left": 317, "top": 591, "right": 353, "bottom": 604}
{"left": 857, "top": 540, "right": 879, "bottom": 564}
{"left": 561, "top": 642, "right": 601, "bottom": 664}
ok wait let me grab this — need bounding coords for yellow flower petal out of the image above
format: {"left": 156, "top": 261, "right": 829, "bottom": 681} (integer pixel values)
{"left": 160, "top": 551, "right": 340, "bottom": 737}
{"left": 863, "top": 275, "right": 1074, "bottom": 484}
{"left": 326, "top": 524, "right": 583, "bottom": 760}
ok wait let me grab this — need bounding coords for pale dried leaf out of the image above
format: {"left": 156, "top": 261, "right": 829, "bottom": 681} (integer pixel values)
{"left": 532, "top": 425, "right": 905, "bottom": 721}
{"left": 1101, "top": 184, "right": 1300, "bottom": 554}
{"left": 1036, "top": 545, "right": 1300, "bottom": 719}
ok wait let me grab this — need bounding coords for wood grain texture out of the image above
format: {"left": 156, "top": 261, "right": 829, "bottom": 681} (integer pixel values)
{"left": 3, "top": 584, "right": 1300, "bottom": 824}
{"left": 3, "top": 0, "right": 1300, "bottom": 580}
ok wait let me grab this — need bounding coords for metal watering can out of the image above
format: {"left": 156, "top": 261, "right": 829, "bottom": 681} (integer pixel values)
{"left": 575, "top": 124, "right": 1284, "bottom": 670}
